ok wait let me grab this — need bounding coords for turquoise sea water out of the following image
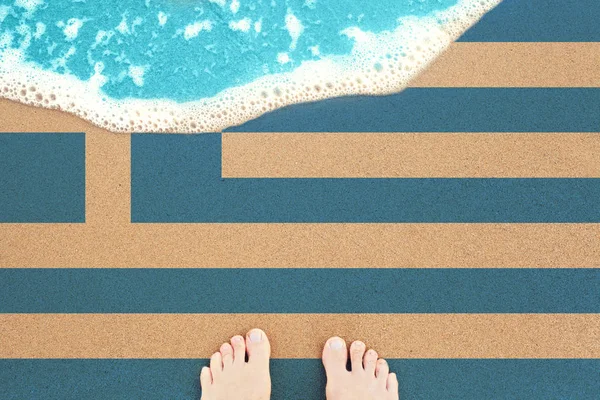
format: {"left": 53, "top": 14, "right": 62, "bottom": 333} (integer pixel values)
{"left": 0, "top": 0, "right": 500, "bottom": 131}
{"left": 1, "top": 0, "right": 458, "bottom": 101}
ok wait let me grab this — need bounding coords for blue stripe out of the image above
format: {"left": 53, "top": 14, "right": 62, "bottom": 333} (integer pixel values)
{"left": 0, "top": 133, "right": 85, "bottom": 223}
{"left": 0, "top": 359, "right": 597, "bottom": 399}
{"left": 226, "top": 89, "right": 600, "bottom": 133}
{"left": 131, "top": 134, "right": 600, "bottom": 223}
{"left": 458, "top": 0, "right": 600, "bottom": 42}
{"left": 1, "top": 269, "right": 597, "bottom": 313}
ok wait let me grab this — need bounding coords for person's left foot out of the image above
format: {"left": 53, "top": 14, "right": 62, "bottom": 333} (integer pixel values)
{"left": 200, "top": 328, "right": 271, "bottom": 400}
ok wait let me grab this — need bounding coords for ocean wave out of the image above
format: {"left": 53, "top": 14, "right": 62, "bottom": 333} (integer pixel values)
{"left": 0, "top": 0, "right": 501, "bottom": 132}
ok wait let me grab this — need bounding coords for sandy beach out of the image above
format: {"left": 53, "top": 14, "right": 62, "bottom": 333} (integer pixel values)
{"left": 1, "top": 1, "right": 599, "bottom": 398}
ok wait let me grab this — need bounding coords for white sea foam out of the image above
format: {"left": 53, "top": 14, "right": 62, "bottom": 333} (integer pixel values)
{"left": 61, "top": 18, "right": 85, "bottom": 41}
{"left": 33, "top": 22, "right": 45, "bottom": 39}
{"left": 284, "top": 10, "right": 304, "bottom": 50}
{"left": 0, "top": 5, "right": 11, "bottom": 23}
{"left": 229, "top": 17, "right": 251, "bottom": 33}
{"left": 0, "top": 0, "right": 501, "bottom": 133}
{"left": 277, "top": 52, "right": 291, "bottom": 64}
{"left": 14, "top": 0, "right": 44, "bottom": 14}
{"left": 115, "top": 16, "right": 130, "bottom": 35}
{"left": 182, "top": 20, "right": 213, "bottom": 39}
{"left": 230, "top": 0, "right": 241, "bottom": 14}
{"left": 94, "top": 30, "right": 113, "bottom": 45}
{"left": 254, "top": 19, "right": 262, "bottom": 33}
{"left": 304, "top": 0, "right": 317, "bottom": 9}
{"left": 157, "top": 11, "right": 167, "bottom": 26}
{"left": 128, "top": 65, "right": 147, "bottom": 87}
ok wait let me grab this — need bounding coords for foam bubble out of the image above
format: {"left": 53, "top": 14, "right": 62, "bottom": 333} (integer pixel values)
{"left": 229, "top": 18, "right": 251, "bottom": 33}
{"left": 157, "top": 11, "right": 167, "bottom": 26}
{"left": 14, "top": 0, "right": 43, "bottom": 13}
{"left": 183, "top": 20, "right": 213, "bottom": 40}
{"left": 0, "top": 0, "right": 502, "bottom": 133}
{"left": 0, "top": 32, "right": 13, "bottom": 49}
{"left": 115, "top": 16, "right": 130, "bottom": 35}
{"left": 128, "top": 65, "right": 147, "bottom": 87}
{"left": 0, "top": 5, "right": 11, "bottom": 23}
{"left": 230, "top": 0, "right": 240, "bottom": 14}
{"left": 285, "top": 10, "right": 304, "bottom": 51}
{"left": 254, "top": 19, "right": 262, "bottom": 33}
{"left": 304, "top": 0, "right": 317, "bottom": 10}
{"left": 62, "top": 18, "right": 85, "bottom": 41}
{"left": 95, "top": 30, "right": 113, "bottom": 45}
{"left": 277, "top": 52, "right": 290, "bottom": 64}
{"left": 15, "top": 23, "right": 32, "bottom": 50}
{"left": 33, "top": 22, "right": 45, "bottom": 39}
{"left": 131, "top": 16, "right": 143, "bottom": 33}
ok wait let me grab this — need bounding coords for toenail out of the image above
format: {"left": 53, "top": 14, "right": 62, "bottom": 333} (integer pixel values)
{"left": 233, "top": 336, "right": 243, "bottom": 343}
{"left": 329, "top": 338, "right": 344, "bottom": 349}
{"left": 250, "top": 331, "right": 262, "bottom": 342}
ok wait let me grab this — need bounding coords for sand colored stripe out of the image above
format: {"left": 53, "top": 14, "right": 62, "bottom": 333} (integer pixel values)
{"left": 1, "top": 112, "right": 600, "bottom": 267}
{"left": 411, "top": 42, "right": 600, "bottom": 87}
{"left": 0, "top": 100, "right": 130, "bottom": 225}
{"left": 222, "top": 133, "right": 600, "bottom": 178}
{"left": 134, "top": 135, "right": 600, "bottom": 223}
{"left": 1, "top": 223, "right": 599, "bottom": 268}
{"left": 85, "top": 126, "right": 130, "bottom": 225}
{"left": 0, "top": 314, "right": 597, "bottom": 359}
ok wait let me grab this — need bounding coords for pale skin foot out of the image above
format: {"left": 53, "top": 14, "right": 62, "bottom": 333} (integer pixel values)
{"left": 323, "top": 337, "right": 399, "bottom": 400}
{"left": 199, "top": 331, "right": 398, "bottom": 400}
{"left": 200, "top": 328, "right": 271, "bottom": 400}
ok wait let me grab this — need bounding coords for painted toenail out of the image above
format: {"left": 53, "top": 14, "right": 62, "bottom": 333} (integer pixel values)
{"left": 250, "top": 331, "right": 262, "bottom": 342}
{"left": 330, "top": 338, "right": 344, "bottom": 349}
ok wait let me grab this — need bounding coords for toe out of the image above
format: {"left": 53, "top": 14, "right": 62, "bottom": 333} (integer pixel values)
{"left": 350, "top": 341, "right": 366, "bottom": 373}
{"left": 200, "top": 366, "right": 212, "bottom": 388}
{"left": 376, "top": 359, "right": 389, "bottom": 385}
{"left": 220, "top": 342, "right": 234, "bottom": 367}
{"left": 246, "top": 328, "right": 271, "bottom": 366}
{"left": 209, "top": 352, "right": 222, "bottom": 380}
{"left": 363, "top": 349, "right": 378, "bottom": 376}
{"left": 387, "top": 372, "right": 399, "bottom": 398}
{"left": 230, "top": 335, "right": 246, "bottom": 366}
{"left": 322, "top": 337, "right": 348, "bottom": 378}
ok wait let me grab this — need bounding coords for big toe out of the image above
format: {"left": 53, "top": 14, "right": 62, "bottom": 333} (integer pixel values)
{"left": 245, "top": 328, "right": 271, "bottom": 366}
{"left": 322, "top": 337, "right": 348, "bottom": 378}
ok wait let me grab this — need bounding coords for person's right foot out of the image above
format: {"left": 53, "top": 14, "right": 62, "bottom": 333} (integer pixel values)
{"left": 322, "top": 337, "right": 399, "bottom": 400}
{"left": 200, "top": 328, "right": 271, "bottom": 400}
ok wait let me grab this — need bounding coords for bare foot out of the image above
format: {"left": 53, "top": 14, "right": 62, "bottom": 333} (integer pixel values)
{"left": 200, "top": 328, "right": 271, "bottom": 400}
{"left": 322, "top": 337, "right": 399, "bottom": 400}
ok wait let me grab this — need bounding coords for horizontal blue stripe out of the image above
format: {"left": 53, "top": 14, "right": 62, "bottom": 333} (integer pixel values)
{"left": 226, "top": 89, "right": 600, "bottom": 133}
{"left": 131, "top": 134, "right": 600, "bottom": 223}
{"left": 458, "top": 0, "right": 600, "bottom": 42}
{"left": 1, "top": 269, "right": 597, "bottom": 313}
{"left": 0, "top": 133, "right": 85, "bottom": 223}
{"left": 0, "top": 359, "right": 597, "bottom": 399}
